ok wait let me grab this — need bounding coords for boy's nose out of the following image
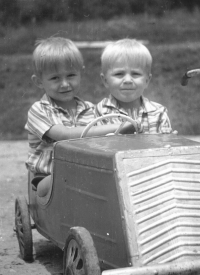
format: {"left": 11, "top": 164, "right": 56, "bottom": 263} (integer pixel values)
{"left": 61, "top": 79, "right": 69, "bottom": 88}
{"left": 123, "top": 74, "right": 133, "bottom": 83}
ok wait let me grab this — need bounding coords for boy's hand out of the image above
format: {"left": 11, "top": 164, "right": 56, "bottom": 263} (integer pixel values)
{"left": 119, "top": 121, "right": 136, "bottom": 135}
{"left": 161, "top": 129, "right": 178, "bottom": 134}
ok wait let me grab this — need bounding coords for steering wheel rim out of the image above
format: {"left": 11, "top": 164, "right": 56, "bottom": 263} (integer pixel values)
{"left": 80, "top": 113, "right": 139, "bottom": 138}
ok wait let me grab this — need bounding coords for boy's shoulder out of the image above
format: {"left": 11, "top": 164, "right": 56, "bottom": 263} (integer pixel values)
{"left": 79, "top": 98, "right": 95, "bottom": 108}
{"left": 142, "top": 96, "right": 167, "bottom": 112}
{"left": 96, "top": 95, "right": 117, "bottom": 107}
{"left": 74, "top": 97, "right": 95, "bottom": 113}
{"left": 28, "top": 94, "right": 52, "bottom": 111}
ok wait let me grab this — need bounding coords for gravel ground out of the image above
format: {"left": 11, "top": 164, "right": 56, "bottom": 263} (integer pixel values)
{"left": 0, "top": 141, "right": 63, "bottom": 275}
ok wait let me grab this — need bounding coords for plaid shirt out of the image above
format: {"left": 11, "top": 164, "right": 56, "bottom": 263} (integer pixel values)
{"left": 25, "top": 94, "right": 96, "bottom": 174}
{"left": 96, "top": 95, "right": 172, "bottom": 133}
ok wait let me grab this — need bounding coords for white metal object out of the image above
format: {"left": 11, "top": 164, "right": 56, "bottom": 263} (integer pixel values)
{"left": 102, "top": 259, "right": 200, "bottom": 275}
{"left": 75, "top": 40, "right": 149, "bottom": 49}
{"left": 181, "top": 68, "right": 200, "bottom": 86}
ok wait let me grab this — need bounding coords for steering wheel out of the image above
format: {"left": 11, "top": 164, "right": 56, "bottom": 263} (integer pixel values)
{"left": 80, "top": 113, "right": 139, "bottom": 138}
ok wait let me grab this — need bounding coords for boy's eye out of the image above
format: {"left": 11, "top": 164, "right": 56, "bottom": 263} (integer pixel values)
{"left": 114, "top": 72, "right": 123, "bottom": 76}
{"left": 132, "top": 72, "right": 141, "bottom": 77}
{"left": 67, "top": 73, "right": 77, "bottom": 78}
{"left": 50, "top": 76, "right": 59, "bottom": 80}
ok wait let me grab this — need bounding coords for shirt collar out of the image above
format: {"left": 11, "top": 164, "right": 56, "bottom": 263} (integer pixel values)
{"left": 104, "top": 94, "right": 158, "bottom": 114}
{"left": 40, "top": 94, "right": 92, "bottom": 113}
{"left": 104, "top": 95, "right": 127, "bottom": 114}
{"left": 141, "top": 96, "right": 158, "bottom": 113}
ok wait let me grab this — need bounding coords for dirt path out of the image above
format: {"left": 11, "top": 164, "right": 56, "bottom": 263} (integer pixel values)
{"left": 0, "top": 141, "right": 63, "bottom": 275}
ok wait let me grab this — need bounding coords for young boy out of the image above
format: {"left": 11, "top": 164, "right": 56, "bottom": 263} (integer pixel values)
{"left": 96, "top": 39, "right": 173, "bottom": 134}
{"left": 25, "top": 37, "right": 129, "bottom": 196}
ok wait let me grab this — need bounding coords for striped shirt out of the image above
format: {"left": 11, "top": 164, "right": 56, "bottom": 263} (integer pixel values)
{"left": 25, "top": 94, "right": 96, "bottom": 174}
{"left": 96, "top": 95, "right": 172, "bottom": 133}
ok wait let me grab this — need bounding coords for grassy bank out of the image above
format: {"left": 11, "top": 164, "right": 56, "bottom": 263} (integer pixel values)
{"left": 1, "top": 9, "right": 200, "bottom": 54}
{"left": 1, "top": 10, "right": 200, "bottom": 139}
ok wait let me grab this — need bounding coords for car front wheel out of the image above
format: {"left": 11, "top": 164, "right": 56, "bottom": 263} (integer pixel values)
{"left": 63, "top": 226, "right": 101, "bottom": 275}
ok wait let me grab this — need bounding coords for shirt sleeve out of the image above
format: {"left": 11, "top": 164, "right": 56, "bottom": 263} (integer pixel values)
{"left": 25, "top": 101, "right": 62, "bottom": 140}
{"left": 95, "top": 101, "right": 103, "bottom": 117}
{"left": 94, "top": 101, "right": 107, "bottom": 125}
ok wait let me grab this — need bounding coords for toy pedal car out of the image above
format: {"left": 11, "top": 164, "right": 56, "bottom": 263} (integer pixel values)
{"left": 14, "top": 117, "right": 200, "bottom": 275}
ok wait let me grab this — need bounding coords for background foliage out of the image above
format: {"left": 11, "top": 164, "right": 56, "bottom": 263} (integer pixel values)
{"left": 0, "top": 0, "right": 200, "bottom": 25}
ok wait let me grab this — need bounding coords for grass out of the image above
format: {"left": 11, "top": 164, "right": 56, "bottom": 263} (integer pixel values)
{"left": 1, "top": 9, "right": 200, "bottom": 54}
{"left": 1, "top": 9, "right": 200, "bottom": 139}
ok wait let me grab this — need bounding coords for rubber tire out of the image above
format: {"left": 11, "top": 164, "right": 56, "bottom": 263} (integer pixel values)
{"left": 15, "top": 196, "right": 33, "bottom": 262}
{"left": 63, "top": 227, "right": 101, "bottom": 275}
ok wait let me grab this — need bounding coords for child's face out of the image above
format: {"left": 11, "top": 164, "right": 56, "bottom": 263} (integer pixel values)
{"left": 35, "top": 63, "right": 81, "bottom": 107}
{"left": 102, "top": 57, "right": 151, "bottom": 104}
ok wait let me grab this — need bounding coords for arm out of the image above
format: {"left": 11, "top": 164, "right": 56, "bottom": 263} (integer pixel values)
{"left": 45, "top": 123, "right": 121, "bottom": 141}
{"left": 27, "top": 100, "right": 120, "bottom": 141}
{"left": 45, "top": 119, "right": 138, "bottom": 141}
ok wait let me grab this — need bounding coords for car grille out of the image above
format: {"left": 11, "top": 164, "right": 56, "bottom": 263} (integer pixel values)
{"left": 127, "top": 159, "right": 200, "bottom": 265}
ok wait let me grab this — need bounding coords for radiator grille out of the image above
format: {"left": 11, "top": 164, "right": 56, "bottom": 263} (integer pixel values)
{"left": 127, "top": 159, "right": 200, "bottom": 265}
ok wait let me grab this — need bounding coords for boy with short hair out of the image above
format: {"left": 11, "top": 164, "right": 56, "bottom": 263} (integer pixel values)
{"left": 25, "top": 37, "right": 127, "bottom": 179}
{"left": 96, "top": 38, "right": 173, "bottom": 134}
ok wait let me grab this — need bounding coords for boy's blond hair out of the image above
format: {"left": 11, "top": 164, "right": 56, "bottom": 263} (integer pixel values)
{"left": 101, "top": 39, "right": 152, "bottom": 75}
{"left": 33, "top": 37, "right": 84, "bottom": 77}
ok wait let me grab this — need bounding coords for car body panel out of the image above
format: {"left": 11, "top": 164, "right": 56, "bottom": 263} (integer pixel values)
{"left": 28, "top": 134, "right": 200, "bottom": 271}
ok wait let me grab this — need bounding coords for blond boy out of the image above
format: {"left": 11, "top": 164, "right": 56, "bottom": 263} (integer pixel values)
{"left": 96, "top": 39, "right": 173, "bottom": 134}
{"left": 25, "top": 37, "right": 129, "bottom": 196}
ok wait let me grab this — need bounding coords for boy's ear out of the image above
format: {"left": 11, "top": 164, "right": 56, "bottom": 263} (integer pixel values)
{"left": 31, "top": 74, "right": 43, "bottom": 89}
{"left": 147, "top": 73, "right": 152, "bottom": 83}
{"left": 145, "top": 73, "right": 152, "bottom": 87}
{"left": 100, "top": 73, "right": 109, "bottom": 88}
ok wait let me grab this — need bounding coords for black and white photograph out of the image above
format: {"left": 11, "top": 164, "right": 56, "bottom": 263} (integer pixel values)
{"left": 1, "top": 1, "right": 200, "bottom": 274}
